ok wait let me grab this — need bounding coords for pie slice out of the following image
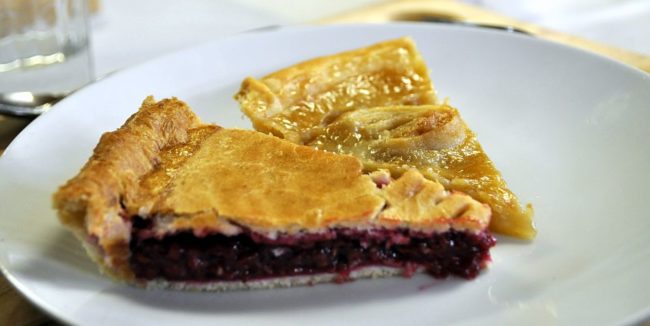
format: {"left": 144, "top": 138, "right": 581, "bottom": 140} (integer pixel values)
{"left": 307, "top": 105, "right": 534, "bottom": 239}
{"left": 53, "top": 97, "right": 495, "bottom": 290}
{"left": 236, "top": 37, "right": 437, "bottom": 144}
{"left": 235, "top": 37, "right": 536, "bottom": 239}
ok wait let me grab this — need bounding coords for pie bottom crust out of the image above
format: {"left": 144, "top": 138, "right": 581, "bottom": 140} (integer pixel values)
{"left": 144, "top": 266, "right": 404, "bottom": 291}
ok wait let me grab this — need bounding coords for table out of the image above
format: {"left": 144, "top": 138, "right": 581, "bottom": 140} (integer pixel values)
{"left": 0, "top": 116, "right": 47, "bottom": 324}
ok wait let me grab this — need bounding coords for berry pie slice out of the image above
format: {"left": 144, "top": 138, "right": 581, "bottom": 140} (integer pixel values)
{"left": 235, "top": 37, "right": 535, "bottom": 239}
{"left": 53, "top": 97, "right": 495, "bottom": 290}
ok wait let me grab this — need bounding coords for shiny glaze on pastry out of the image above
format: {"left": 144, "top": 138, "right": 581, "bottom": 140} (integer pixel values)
{"left": 308, "top": 105, "right": 534, "bottom": 239}
{"left": 235, "top": 37, "right": 436, "bottom": 144}
{"left": 235, "top": 37, "right": 536, "bottom": 239}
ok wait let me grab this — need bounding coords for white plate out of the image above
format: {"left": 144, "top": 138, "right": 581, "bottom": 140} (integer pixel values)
{"left": 1, "top": 24, "right": 649, "bottom": 325}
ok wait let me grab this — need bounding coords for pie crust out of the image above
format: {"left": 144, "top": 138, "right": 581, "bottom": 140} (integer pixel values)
{"left": 235, "top": 37, "right": 536, "bottom": 239}
{"left": 53, "top": 97, "right": 494, "bottom": 289}
{"left": 235, "top": 37, "right": 436, "bottom": 144}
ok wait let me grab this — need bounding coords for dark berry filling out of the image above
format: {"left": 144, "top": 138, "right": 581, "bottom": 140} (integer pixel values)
{"left": 129, "top": 217, "right": 495, "bottom": 282}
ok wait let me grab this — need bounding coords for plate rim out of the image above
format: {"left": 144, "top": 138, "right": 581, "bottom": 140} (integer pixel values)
{"left": 1, "top": 22, "right": 650, "bottom": 324}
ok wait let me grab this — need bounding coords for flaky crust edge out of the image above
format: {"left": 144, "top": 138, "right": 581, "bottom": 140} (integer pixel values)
{"left": 52, "top": 96, "right": 203, "bottom": 280}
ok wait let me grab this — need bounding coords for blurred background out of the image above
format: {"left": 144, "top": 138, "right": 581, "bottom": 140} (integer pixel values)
{"left": 86, "top": 0, "right": 650, "bottom": 77}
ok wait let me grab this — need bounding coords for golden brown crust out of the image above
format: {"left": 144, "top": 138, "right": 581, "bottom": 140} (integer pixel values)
{"left": 308, "top": 104, "right": 467, "bottom": 158}
{"left": 135, "top": 128, "right": 387, "bottom": 234}
{"left": 130, "top": 128, "right": 490, "bottom": 236}
{"left": 52, "top": 96, "right": 203, "bottom": 279}
{"left": 379, "top": 170, "right": 491, "bottom": 232}
{"left": 234, "top": 38, "right": 535, "bottom": 239}
{"left": 235, "top": 37, "right": 437, "bottom": 144}
{"left": 307, "top": 104, "right": 535, "bottom": 239}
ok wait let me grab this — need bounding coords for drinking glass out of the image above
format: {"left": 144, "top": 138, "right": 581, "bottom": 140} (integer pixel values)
{"left": 0, "top": 0, "right": 94, "bottom": 93}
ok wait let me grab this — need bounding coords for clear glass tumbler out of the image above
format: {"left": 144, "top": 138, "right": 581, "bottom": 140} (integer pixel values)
{"left": 0, "top": 0, "right": 94, "bottom": 93}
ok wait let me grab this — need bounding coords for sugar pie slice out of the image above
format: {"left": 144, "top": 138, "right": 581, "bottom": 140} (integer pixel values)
{"left": 235, "top": 37, "right": 535, "bottom": 239}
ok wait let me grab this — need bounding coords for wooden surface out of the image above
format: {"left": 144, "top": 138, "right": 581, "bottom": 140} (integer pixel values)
{"left": 0, "top": 116, "right": 55, "bottom": 325}
{"left": 2, "top": 0, "right": 649, "bottom": 324}
{"left": 0, "top": 277, "right": 55, "bottom": 325}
